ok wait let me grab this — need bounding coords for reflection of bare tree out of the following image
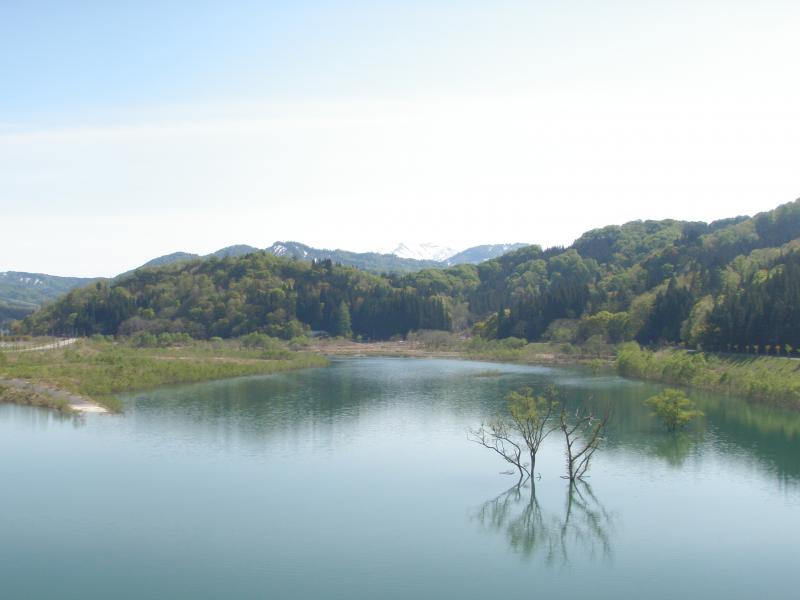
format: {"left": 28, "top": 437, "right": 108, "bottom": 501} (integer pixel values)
{"left": 559, "top": 481, "right": 613, "bottom": 563}
{"left": 473, "top": 481, "right": 614, "bottom": 565}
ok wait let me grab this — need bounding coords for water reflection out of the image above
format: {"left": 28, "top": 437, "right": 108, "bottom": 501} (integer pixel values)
{"left": 473, "top": 481, "right": 614, "bottom": 565}
{"left": 0, "top": 403, "right": 86, "bottom": 429}
{"left": 549, "top": 374, "right": 800, "bottom": 484}
{"left": 649, "top": 432, "right": 697, "bottom": 468}
{"left": 120, "top": 359, "right": 800, "bottom": 484}
{"left": 3, "top": 358, "right": 800, "bottom": 600}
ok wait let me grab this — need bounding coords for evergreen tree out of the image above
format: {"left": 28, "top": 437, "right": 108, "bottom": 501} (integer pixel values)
{"left": 334, "top": 300, "right": 352, "bottom": 338}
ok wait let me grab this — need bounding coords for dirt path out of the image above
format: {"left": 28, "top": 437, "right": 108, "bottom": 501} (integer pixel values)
{"left": 0, "top": 377, "right": 108, "bottom": 414}
{"left": 0, "top": 338, "right": 78, "bottom": 353}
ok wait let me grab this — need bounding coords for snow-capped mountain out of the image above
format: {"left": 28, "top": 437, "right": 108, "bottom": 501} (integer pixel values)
{"left": 389, "top": 243, "right": 458, "bottom": 262}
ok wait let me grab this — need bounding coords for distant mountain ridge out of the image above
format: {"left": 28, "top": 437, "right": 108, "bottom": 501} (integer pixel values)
{"left": 0, "top": 241, "right": 525, "bottom": 323}
{"left": 140, "top": 241, "right": 526, "bottom": 274}
{"left": 140, "top": 252, "right": 199, "bottom": 269}
{"left": 0, "top": 272, "right": 99, "bottom": 307}
{"left": 389, "top": 242, "right": 458, "bottom": 262}
{"left": 385, "top": 242, "right": 528, "bottom": 264}
{"left": 263, "top": 241, "right": 443, "bottom": 273}
{"left": 138, "top": 245, "right": 260, "bottom": 269}
{"left": 445, "top": 244, "right": 527, "bottom": 265}
{"left": 0, "top": 271, "right": 99, "bottom": 325}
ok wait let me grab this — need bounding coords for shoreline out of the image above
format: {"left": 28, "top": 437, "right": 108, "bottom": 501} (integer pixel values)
{"left": 4, "top": 338, "right": 796, "bottom": 414}
{"left": 306, "top": 339, "right": 612, "bottom": 366}
{"left": 0, "top": 339, "right": 329, "bottom": 414}
{"left": 0, "top": 377, "right": 107, "bottom": 414}
{"left": 616, "top": 344, "right": 800, "bottom": 410}
{"left": 0, "top": 339, "right": 603, "bottom": 415}
{"left": 311, "top": 340, "right": 800, "bottom": 409}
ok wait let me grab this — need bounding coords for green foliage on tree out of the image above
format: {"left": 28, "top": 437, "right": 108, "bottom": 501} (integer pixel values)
{"left": 702, "top": 251, "right": 800, "bottom": 353}
{"left": 507, "top": 386, "right": 560, "bottom": 474}
{"left": 637, "top": 278, "right": 693, "bottom": 344}
{"left": 645, "top": 389, "right": 704, "bottom": 431}
{"left": 334, "top": 301, "right": 352, "bottom": 338}
{"left": 469, "top": 386, "right": 560, "bottom": 482}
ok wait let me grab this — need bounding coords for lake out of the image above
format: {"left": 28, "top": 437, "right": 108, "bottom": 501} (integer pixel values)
{"left": 1, "top": 358, "right": 798, "bottom": 599}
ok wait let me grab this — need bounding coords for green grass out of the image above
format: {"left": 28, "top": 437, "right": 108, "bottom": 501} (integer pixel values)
{"left": 616, "top": 343, "right": 800, "bottom": 410}
{"left": 0, "top": 383, "right": 73, "bottom": 413}
{"left": 0, "top": 338, "right": 328, "bottom": 412}
{"left": 462, "top": 338, "right": 616, "bottom": 365}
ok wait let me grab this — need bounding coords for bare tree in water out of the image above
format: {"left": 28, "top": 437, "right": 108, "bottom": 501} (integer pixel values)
{"left": 469, "top": 417, "right": 528, "bottom": 483}
{"left": 559, "top": 406, "right": 611, "bottom": 481}
{"left": 469, "top": 387, "right": 560, "bottom": 483}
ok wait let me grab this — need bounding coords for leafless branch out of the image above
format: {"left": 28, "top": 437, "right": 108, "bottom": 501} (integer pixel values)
{"left": 468, "top": 419, "right": 530, "bottom": 483}
{"left": 560, "top": 406, "right": 611, "bottom": 481}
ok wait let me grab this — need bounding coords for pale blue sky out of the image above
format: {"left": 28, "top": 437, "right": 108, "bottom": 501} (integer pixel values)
{"left": 2, "top": 1, "right": 799, "bottom": 275}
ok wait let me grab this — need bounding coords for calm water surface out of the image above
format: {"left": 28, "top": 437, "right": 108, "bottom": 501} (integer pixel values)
{"left": 1, "top": 358, "right": 798, "bottom": 599}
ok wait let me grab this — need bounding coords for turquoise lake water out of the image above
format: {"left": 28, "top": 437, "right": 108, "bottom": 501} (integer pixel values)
{"left": 1, "top": 358, "right": 798, "bottom": 599}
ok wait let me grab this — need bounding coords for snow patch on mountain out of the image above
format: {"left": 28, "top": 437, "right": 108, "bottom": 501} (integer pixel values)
{"left": 389, "top": 243, "right": 459, "bottom": 262}
{"left": 0, "top": 273, "right": 44, "bottom": 286}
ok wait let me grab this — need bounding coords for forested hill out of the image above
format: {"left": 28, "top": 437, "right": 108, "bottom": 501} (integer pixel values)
{"left": 19, "top": 199, "right": 800, "bottom": 354}
{"left": 0, "top": 272, "right": 98, "bottom": 325}
{"left": 0, "top": 241, "right": 525, "bottom": 324}
{"left": 19, "top": 254, "right": 453, "bottom": 340}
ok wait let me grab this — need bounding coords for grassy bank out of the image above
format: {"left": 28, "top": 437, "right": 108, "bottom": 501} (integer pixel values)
{"left": 4, "top": 334, "right": 797, "bottom": 414}
{"left": 0, "top": 382, "right": 73, "bottom": 413}
{"left": 616, "top": 343, "right": 800, "bottom": 410}
{"left": 0, "top": 338, "right": 328, "bottom": 412}
{"left": 463, "top": 339, "right": 615, "bottom": 366}
{"left": 312, "top": 334, "right": 800, "bottom": 409}
{"left": 308, "top": 333, "right": 616, "bottom": 367}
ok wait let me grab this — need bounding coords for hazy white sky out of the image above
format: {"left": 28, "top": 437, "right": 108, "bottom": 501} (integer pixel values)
{"left": 2, "top": 1, "right": 799, "bottom": 276}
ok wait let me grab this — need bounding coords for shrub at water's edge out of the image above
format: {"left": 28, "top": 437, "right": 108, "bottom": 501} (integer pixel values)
{"left": 0, "top": 338, "right": 328, "bottom": 412}
{"left": 617, "top": 343, "right": 800, "bottom": 409}
{"left": 416, "top": 334, "right": 616, "bottom": 364}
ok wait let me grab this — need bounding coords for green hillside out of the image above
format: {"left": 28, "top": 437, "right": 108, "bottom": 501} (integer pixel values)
{"left": 1, "top": 241, "right": 527, "bottom": 324}
{"left": 0, "top": 272, "right": 100, "bottom": 324}
{"left": 16, "top": 200, "right": 800, "bottom": 355}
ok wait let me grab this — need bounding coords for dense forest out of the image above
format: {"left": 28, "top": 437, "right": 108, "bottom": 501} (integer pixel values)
{"left": 18, "top": 200, "right": 800, "bottom": 354}
{"left": 19, "top": 256, "right": 452, "bottom": 341}
{"left": 0, "top": 242, "right": 528, "bottom": 327}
